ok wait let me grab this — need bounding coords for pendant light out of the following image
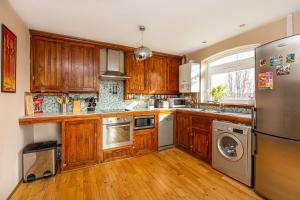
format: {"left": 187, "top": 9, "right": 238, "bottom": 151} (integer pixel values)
{"left": 134, "top": 25, "right": 152, "bottom": 61}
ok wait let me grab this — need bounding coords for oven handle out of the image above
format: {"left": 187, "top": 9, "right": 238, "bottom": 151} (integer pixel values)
{"left": 106, "top": 124, "right": 131, "bottom": 128}
{"left": 134, "top": 115, "right": 155, "bottom": 119}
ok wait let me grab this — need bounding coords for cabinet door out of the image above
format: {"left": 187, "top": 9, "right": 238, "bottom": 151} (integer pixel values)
{"left": 103, "top": 146, "right": 132, "bottom": 162}
{"left": 31, "top": 36, "right": 63, "bottom": 92}
{"left": 191, "top": 129, "right": 210, "bottom": 162}
{"left": 133, "top": 129, "right": 156, "bottom": 156}
{"left": 125, "top": 53, "right": 146, "bottom": 94}
{"left": 67, "top": 43, "right": 99, "bottom": 92}
{"left": 166, "top": 57, "right": 180, "bottom": 93}
{"left": 191, "top": 115, "right": 212, "bottom": 163}
{"left": 62, "top": 119, "right": 100, "bottom": 170}
{"left": 145, "top": 55, "right": 167, "bottom": 93}
{"left": 176, "top": 113, "right": 190, "bottom": 151}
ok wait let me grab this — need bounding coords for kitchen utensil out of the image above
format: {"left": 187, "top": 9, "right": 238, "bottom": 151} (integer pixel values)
{"left": 73, "top": 100, "right": 81, "bottom": 113}
{"left": 56, "top": 97, "right": 63, "bottom": 105}
{"left": 24, "top": 92, "right": 34, "bottom": 115}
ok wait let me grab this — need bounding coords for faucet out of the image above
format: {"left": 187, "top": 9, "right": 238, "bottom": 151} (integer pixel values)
{"left": 218, "top": 103, "right": 225, "bottom": 113}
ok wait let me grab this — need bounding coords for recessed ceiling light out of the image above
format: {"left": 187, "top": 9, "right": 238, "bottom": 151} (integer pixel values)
{"left": 202, "top": 41, "right": 207, "bottom": 44}
{"left": 239, "top": 24, "right": 246, "bottom": 28}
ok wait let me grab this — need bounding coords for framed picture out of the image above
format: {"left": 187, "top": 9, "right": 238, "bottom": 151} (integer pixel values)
{"left": 1, "top": 24, "right": 17, "bottom": 93}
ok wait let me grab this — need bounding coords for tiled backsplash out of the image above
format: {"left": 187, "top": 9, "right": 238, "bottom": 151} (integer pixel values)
{"left": 36, "top": 80, "right": 148, "bottom": 113}
{"left": 35, "top": 80, "right": 252, "bottom": 114}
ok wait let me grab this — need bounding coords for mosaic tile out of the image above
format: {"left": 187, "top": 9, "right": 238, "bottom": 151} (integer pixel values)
{"left": 34, "top": 80, "right": 251, "bottom": 114}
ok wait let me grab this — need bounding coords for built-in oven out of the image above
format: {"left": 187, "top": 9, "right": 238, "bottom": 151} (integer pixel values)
{"left": 168, "top": 98, "right": 186, "bottom": 108}
{"left": 134, "top": 115, "right": 155, "bottom": 130}
{"left": 102, "top": 116, "right": 133, "bottom": 149}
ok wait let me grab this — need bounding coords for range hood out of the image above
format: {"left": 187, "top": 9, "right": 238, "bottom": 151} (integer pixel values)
{"left": 100, "top": 49, "right": 130, "bottom": 80}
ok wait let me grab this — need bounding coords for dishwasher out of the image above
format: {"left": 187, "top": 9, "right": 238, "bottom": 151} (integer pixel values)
{"left": 158, "top": 113, "right": 174, "bottom": 150}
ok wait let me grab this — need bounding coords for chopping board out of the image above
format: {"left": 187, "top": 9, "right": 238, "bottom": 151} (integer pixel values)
{"left": 73, "top": 100, "right": 81, "bottom": 113}
{"left": 24, "top": 92, "right": 33, "bottom": 115}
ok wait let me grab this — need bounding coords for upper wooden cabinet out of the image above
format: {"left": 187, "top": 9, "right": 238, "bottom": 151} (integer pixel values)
{"left": 30, "top": 33, "right": 99, "bottom": 93}
{"left": 125, "top": 54, "right": 181, "bottom": 96}
{"left": 145, "top": 55, "right": 167, "bottom": 93}
{"left": 31, "top": 37, "right": 64, "bottom": 92}
{"left": 66, "top": 42, "right": 99, "bottom": 92}
{"left": 166, "top": 57, "right": 181, "bottom": 93}
{"left": 125, "top": 53, "right": 146, "bottom": 94}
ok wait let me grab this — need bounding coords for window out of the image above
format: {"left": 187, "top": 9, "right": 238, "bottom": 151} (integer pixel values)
{"left": 206, "top": 49, "right": 255, "bottom": 104}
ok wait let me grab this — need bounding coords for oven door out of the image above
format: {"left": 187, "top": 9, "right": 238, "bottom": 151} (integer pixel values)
{"left": 103, "top": 122, "right": 133, "bottom": 149}
{"left": 134, "top": 116, "right": 155, "bottom": 130}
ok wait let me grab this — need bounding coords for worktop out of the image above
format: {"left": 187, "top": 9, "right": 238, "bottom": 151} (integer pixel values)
{"left": 19, "top": 108, "right": 251, "bottom": 125}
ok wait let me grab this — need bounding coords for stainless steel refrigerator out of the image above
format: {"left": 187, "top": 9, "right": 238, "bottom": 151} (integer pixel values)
{"left": 254, "top": 34, "right": 300, "bottom": 200}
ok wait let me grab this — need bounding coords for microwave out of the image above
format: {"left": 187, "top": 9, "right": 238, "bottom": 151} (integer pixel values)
{"left": 134, "top": 115, "right": 155, "bottom": 130}
{"left": 168, "top": 98, "right": 186, "bottom": 108}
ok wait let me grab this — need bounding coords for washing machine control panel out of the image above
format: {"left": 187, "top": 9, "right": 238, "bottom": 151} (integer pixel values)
{"left": 233, "top": 128, "right": 243, "bottom": 134}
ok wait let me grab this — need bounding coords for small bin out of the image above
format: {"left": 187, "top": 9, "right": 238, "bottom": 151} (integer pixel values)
{"left": 23, "top": 141, "right": 57, "bottom": 182}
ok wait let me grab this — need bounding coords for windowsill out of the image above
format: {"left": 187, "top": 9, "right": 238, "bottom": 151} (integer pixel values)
{"left": 199, "top": 102, "right": 254, "bottom": 109}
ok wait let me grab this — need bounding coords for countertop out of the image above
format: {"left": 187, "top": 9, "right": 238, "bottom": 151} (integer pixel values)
{"left": 19, "top": 108, "right": 251, "bottom": 125}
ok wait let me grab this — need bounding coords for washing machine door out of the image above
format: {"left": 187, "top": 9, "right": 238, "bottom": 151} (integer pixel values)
{"left": 217, "top": 133, "right": 244, "bottom": 161}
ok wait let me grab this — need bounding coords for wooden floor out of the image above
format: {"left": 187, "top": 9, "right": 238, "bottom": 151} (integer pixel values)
{"left": 10, "top": 148, "right": 261, "bottom": 200}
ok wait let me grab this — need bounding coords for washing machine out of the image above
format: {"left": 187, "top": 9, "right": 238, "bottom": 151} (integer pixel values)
{"left": 212, "top": 120, "right": 252, "bottom": 186}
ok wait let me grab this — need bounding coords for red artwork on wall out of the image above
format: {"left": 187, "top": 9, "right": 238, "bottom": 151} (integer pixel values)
{"left": 1, "top": 24, "right": 17, "bottom": 93}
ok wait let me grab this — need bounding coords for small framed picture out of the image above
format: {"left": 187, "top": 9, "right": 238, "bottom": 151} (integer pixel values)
{"left": 1, "top": 24, "right": 17, "bottom": 93}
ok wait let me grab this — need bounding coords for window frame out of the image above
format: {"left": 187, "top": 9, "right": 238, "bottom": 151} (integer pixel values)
{"left": 205, "top": 47, "right": 256, "bottom": 104}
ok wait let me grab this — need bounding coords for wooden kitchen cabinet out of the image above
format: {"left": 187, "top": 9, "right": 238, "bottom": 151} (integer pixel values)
{"left": 31, "top": 36, "right": 64, "bottom": 92}
{"left": 125, "top": 54, "right": 181, "bottom": 96}
{"left": 145, "top": 55, "right": 167, "bottom": 93}
{"left": 66, "top": 42, "right": 99, "bottom": 92}
{"left": 176, "top": 112, "right": 212, "bottom": 164}
{"left": 176, "top": 113, "right": 191, "bottom": 151}
{"left": 103, "top": 146, "right": 132, "bottom": 162}
{"left": 190, "top": 115, "right": 212, "bottom": 163}
{"left": 166, "top": 57, "right": 181, "bottom": 93}
{"left": 125, "top": 53, "right": 146, "bottom": 94}
{"left": 133, "top": 129, "right": 157, "bottom": 156}
{"left": 30, "top": 31, "right": 99, "bottom": 93}
{"left": 61, "top": 118, "right": 101, "bottom": 170}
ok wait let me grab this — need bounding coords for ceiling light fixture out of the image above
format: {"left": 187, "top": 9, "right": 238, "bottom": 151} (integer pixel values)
{"left": 134, "top": 25, "right": 152, "bottom": 62}
{"left": 202, "top": 41, "right": 207, "bottom": 44}
{"left": 239, "top": 24, "right": 246, "bottom": 28}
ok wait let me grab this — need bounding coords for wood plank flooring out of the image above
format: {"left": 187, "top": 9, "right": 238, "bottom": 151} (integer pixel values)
{"left": 10, "top": 148, "right": 261, "bottom": 200}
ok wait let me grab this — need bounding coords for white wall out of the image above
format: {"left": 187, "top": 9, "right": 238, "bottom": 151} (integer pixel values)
{"left": 0, "top": 0, "right": 33, "bottom": 199}
{"left": 33, "top": 123, "right": 61, "bottom": 144}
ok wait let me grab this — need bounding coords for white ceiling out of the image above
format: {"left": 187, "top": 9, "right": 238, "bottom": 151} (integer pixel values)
{"left": 8, "top": 0, "right": 300, "bottom": 55}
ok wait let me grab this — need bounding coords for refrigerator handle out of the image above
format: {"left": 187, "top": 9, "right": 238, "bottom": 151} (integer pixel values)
{"left": 251, "top": 107, "right": 257, "bottom": 130}
{"left": 252, "top": 131, "right": 257, "bottom": 155}
{"left": 251, "top": 107, "right": 257, "bottom": 155}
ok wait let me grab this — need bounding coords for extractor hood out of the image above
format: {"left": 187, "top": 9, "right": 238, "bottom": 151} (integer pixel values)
{"left": 100, "top": 49, "right": 130, "bottom": 80}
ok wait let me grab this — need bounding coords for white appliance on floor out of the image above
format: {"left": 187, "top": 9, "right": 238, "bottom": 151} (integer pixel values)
{"left": 212, "top": 120, "right": 252, "bottom": 186}
{"left": 158, "top": 113, "right": 174, "bottom": 150}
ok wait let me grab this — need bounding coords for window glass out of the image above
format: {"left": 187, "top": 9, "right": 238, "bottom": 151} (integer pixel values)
{"left": 207, "top": 49, "right": 255, "bottom": 104}
{"left": 209, "top": 50, "right": 254, "bottom": 67}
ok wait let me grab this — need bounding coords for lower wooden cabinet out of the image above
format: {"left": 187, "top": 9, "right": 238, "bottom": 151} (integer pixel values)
{"left": 176, "top": 112, "right": 212, "bottom": 164}
{"left": 133, "top": 129, "right": 157, "bottom": 156}
{"left": 103, "top": 146, "right": 132, "bottom": 162}
{"left": 61, "top": 118, "right": 101, "bottom": 170}
{"left": 191, "top": 129, "right": 210, "bottom": 162}
{"left": 176, "top": 113, "right": 190, "bottom": 151}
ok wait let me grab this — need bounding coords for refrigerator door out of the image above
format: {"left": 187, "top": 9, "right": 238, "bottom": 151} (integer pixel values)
{"left": 254, "top": 132, "right": 300, "bottom": 200}
{"left": 255, "top": 35, "right": 300, "bottom": 140}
